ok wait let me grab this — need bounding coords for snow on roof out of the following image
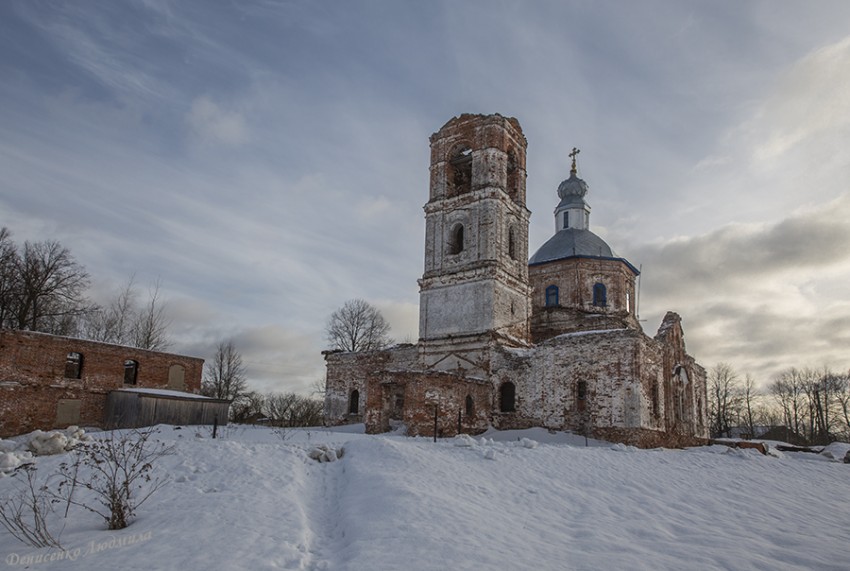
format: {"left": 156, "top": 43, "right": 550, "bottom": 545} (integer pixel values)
{"left": 114, "top": 388, "right": 213, "bottom": 400}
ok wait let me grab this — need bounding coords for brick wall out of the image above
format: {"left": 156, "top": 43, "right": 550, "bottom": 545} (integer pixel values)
{"left": 325, "top": 324, "right": 708, "bottom": 445}
{"left": 0, "top": 329, "right": 203, "bottom": 436}
{"left": 529, "top": 257, "right": 639, "bottom": 342}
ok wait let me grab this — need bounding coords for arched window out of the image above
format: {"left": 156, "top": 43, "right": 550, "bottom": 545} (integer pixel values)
{"left": 65, "top": 352, "right": 83, "bottom": 379}
{"left": 507, "top": 226, "right": 517, "bottom": 260}
{"left": 123, "top": 360, "right": 138, "bottom": 385}
{"left": 545, "top": 285, "right": 559, "bottom": 307}
{"left": 448, "top": 145, "right": 472, "bottom": 196}
{"left": 506, "top": 149, "right": 520, "bottom": 200}
{"left": 349, "top": 390, "right": 360, "bottom": 415}
{"left": 168, "top": 364, "right": 185, "bottom": 390}
{"left": 563, "top": 211, "right": 569, "bottom": 229}
{"left": 448, "top": 223, "right": 464, "bottom": 255}
{"left": 592, "top": 283, "right": 607, "bottom": 307}
{"left": 465, "top": 394, "right": 474, "bottom": 418}
{"left": 499, "top": 382, "right": 516, "bottom": 413}
{"left": 577, "top": 380, "right": 587, "bottom": 411}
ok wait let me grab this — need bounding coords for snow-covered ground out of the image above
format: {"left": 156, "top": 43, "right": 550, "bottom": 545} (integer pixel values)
{"left": 1, "top": 424, "right": 848, "bottom": 570}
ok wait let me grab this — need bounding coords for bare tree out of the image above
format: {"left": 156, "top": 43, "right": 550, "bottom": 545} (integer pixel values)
{"left": 9, "top": 238, "right": 92, "bottom": 334}
{"left": 835, "top": 371, "right": 850, "bottom": 441}
{"left": 230, "top": 391, "right": 265, "bottom": 423}
{"left": 131, "top": 278, "right": 170, "bottom": 351}
{"left": 266, "top": 392, "right": 298, "bottom": 425}
{"left": 80, "top": 275, "right": 172, "bottom": 350}
{"left": 741, "top": 374, "right": 758, "bottom": 438}
{"left": 261, "top": 391, "right": 323, "bottom": 427}
{"left": 310, "top": 375, "right": 327, "bottom": 399}
{"left": 0, "top": 227, "right": 19, "bottom": 328}
{"left": 81, "top": 275, "right": 139, "bottom": 345}
{"left": 201, "top": 340, "right": 247, "bottom": 401}
{"left": 770, "top": 368, "right": 809, "bottom": 442}
{"left": 708, "top": 363, "right": 741, "bottom": 438}
{"left": 326, "top": 298, "right": 392, "bottom": 352}
{"left": 806, "top": 367, "right": 843, "bottom": 444}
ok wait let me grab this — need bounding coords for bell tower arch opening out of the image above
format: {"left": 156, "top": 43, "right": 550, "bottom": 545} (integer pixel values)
{"left": 447, "top": 144, "right": 473, "bottom": 197}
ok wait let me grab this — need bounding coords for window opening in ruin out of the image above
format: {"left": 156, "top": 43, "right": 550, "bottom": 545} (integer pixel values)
{"left": 506, "top": 149, "right": 519, "bottom": 200}
{"left": 677, "top": 390, "right": 684, "bottom": 422}
{"left": 592, "top": 283, "right": 607, "bottom": 307}
{"left": 65, "top": 352, "right": 83, "bottom": 379}
{"left": 508, "top": 226, "right": 517, "bottom": 260}
{"left": 563, "top": 211, "right": 569, "bottom": 229}
{"left": 449, "top": 145, "right": 473, "bottom": 196}
{"left": 577, "top": 381, "right": 587, "bottom": 411}
{"left": 123, "top": 359, "right": 139, "bottom": 385}
{"left": 465, "top": 394, "right": 474, "bottom": 418}
{"left": 349, "top": 389, "right": 360, "bottom": 415}
{"left": 626, "top": 291, "right": 631, "bottom": 313}
{"left": 499, "top": 382, "right": 516, "bottom": 413}
{"left": 448, "top": 223, "right": 465, "bottom": 255}
{"left": 545, "top": 285, "right": 559, "bottom": 307}
{"left": 651, "top": 382, "right": 659, "bottom": 417}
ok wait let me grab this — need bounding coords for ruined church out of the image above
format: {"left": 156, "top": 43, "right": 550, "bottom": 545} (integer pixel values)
{"left": 324, "top": 113, "right": 708, "bottom": 447}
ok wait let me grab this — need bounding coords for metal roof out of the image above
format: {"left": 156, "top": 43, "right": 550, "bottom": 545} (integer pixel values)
{"left": 528, "top": 228, "right": 639, "bottom": 274}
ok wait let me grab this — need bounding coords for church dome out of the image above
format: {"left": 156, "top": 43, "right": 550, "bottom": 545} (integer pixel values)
{"left": 556, "top": 173, "right": 589, "bottom": 210}
{"left": 528, "top": 228, "right": 614, "bottom": 265}
{"left": 557, "top": 172, "right": 588, "bottom": 200}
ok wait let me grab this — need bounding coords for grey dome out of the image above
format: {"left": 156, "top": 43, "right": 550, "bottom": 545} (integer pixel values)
{"left": 529, "top": 228, "right": 614, "bottom": 265}
{"left": 557, "top": 173, "right": 588, "bottom": 200}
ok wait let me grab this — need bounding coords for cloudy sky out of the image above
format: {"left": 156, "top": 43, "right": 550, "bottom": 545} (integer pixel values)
{"left": 2, "top": 1, "right": 849, "bottom": 393}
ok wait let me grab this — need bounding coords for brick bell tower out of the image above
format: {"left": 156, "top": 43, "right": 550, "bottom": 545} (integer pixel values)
{"left": 418, "top": 114, "right": 531, "bottom": 364}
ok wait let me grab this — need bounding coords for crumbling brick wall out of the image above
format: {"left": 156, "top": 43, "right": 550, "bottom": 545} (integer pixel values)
{"left": 323, "top": 344, "right": 420, "bottom": 425}
{"left": 324, "top": 324, "right": 708, "bottom": 444}
{"left": 364, "top": 371, "right": 491, "bottom": 437}
{"left": 491, "top": 330, "right": 647, "bottom": 432}
{"left": 0, "top": 329, "right": 203, "bottom": 437}
{"left": 529, "top": 257, "right": 639, "bottom": 342}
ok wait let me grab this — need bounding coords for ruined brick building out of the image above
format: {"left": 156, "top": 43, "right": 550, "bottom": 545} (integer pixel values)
{"left": 324, "top": 114, "right": 708, "bottom": 447}
{"left": 0, "top": 329, "right": 205, "bottom": 437}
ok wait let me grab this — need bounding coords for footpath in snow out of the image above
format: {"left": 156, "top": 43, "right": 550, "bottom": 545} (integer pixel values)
{"left": 1, "top": 424, "right": 848, "bottom": 571}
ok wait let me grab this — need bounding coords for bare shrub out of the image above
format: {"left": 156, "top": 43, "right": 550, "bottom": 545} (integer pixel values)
{"left": 58, "top": 428, "right": 173, "bottom": 530}
{"left": 0, "top": 464, "right": 63, "bottom": 548}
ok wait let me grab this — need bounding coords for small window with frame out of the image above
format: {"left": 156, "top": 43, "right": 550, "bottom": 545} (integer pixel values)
{"left": 592, "top": 283, "right": 607, "bottom": 307}
{"left": 545, "top": 285, "right": 559, "bottom": 307}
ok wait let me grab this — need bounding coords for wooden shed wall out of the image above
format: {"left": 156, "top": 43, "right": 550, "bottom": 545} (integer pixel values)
{"left": 105, "top": 392, "right": 230, "bottom": 429}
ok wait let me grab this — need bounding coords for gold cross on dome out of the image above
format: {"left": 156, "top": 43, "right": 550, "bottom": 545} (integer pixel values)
{"left": 569, "top": 147, "right": 580, "bottom": 174}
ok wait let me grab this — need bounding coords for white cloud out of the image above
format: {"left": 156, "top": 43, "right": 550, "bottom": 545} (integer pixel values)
{"left": 186, "top": 96, "right": 248, "bottom": 146}
{"left": 633, "top": 193, "right": 850, "bottom": 384}
{"left": 750, "top": 36, "right": 850, "bottom": 164}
